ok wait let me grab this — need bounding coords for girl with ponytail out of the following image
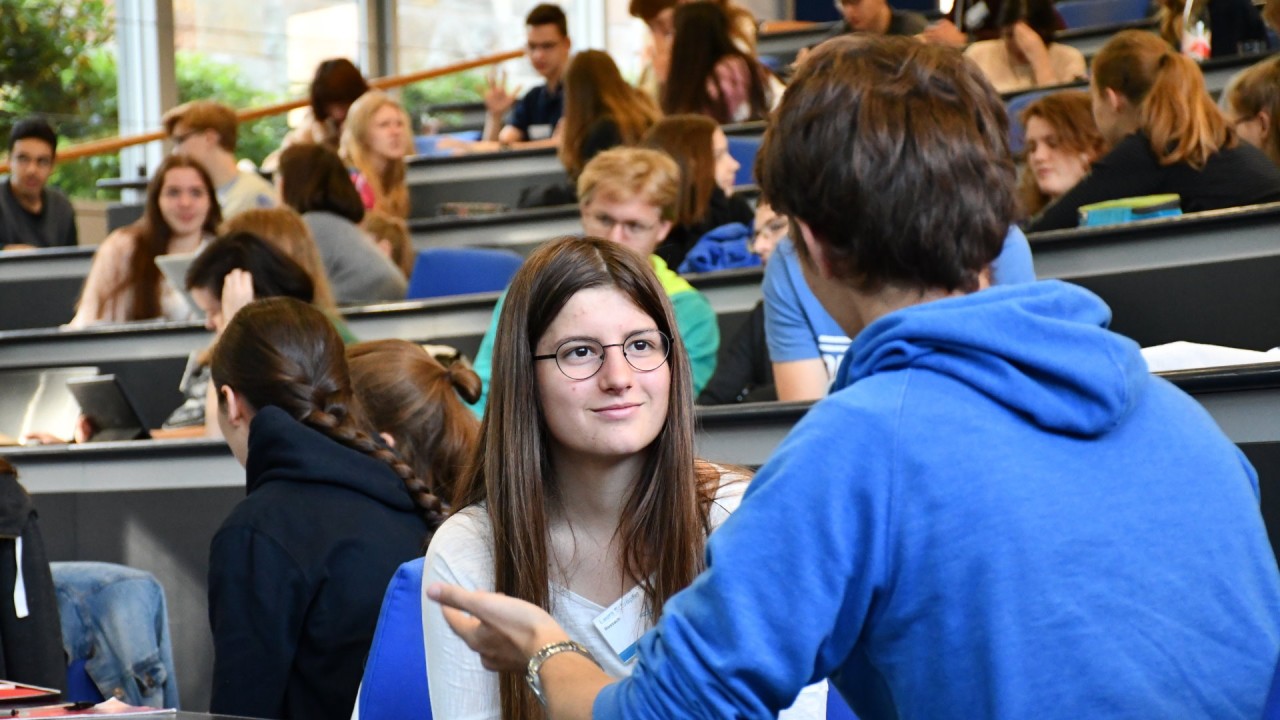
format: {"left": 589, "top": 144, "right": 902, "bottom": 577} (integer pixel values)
{"left": 346, "top": 339, "right": 482, "bottom": 505}
{"left": 1029, "top": 30, "right": 1280, "bottom": 231}
{"left": 206, "top": 296, "right": 441, "bottom": 720}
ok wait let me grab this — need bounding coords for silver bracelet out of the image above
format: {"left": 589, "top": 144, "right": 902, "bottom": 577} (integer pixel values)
{"left": 526, "top": 640, "right": 596, "bottom": 707}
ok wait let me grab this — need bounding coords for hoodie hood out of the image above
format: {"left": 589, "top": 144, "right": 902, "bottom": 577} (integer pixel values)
{"left": 245, "top": 405, "right": 415, "bottom": 512}
{"left": 837, "top": 280, "right": 1148, "bottom": 437}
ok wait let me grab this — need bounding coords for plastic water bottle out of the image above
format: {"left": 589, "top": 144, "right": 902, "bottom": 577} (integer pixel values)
{"left": 1181, "top": 0, "right": 1212, "bottom": 62}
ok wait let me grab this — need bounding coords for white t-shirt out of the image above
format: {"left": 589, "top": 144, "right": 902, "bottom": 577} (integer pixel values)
{"left": 217, "top": 170, "right": 277, "bottom": 219}
{"left": 422, "top": 466, "right": 828, "bottom": 719}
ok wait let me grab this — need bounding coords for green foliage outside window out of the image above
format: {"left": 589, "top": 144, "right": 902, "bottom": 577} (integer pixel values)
{"left": 3, "top": 0, "right": 492, "bottom": 199}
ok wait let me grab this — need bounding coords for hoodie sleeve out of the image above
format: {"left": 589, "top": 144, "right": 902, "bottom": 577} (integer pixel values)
{"left": 208, "top": 525, "right": 310, "bottom": 719}
{"left": 594, "top": 394, "right": 897, "bottom": 718}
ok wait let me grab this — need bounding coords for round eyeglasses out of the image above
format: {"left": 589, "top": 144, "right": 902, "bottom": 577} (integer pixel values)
{"left": 534, "top": 330, "right": 670, "bottom": 380}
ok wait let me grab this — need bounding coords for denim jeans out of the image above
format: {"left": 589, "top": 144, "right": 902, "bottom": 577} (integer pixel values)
{"left": 52, "top": 562, "right": 179, "bottom": 708}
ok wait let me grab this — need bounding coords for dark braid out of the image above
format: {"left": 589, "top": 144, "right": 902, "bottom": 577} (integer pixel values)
{"left": 211, "top": 296, "right": 446, "bottom": 531}
{"left": 300, "top": 405, "right": 447, "bottom": 530}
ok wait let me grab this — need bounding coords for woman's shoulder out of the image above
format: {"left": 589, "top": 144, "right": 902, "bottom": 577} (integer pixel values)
{"left": 426, "top": 505, "right": 493, "bottom": 564}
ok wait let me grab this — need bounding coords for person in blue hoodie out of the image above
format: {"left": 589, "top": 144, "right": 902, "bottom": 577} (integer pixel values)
{"left": 206, "top": 297, "right": 445, "bottom": 720}
{"left": 425, "top": 34, "right": 1280, "bottom": 720}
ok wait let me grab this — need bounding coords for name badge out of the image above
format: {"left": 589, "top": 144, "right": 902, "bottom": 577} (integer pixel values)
{"left": 592, "top": 585, "right": 652, "bottom": 662}
{"left": 528, "top": 123, "right": 553, "bottom": 141}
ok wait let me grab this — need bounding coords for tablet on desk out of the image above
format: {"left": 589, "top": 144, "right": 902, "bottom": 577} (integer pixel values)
{"left": 66, "top": 375, "right": 150, "bottom": 442}
{"left": 0, "top": 366, "right": 100, "bottom": 445}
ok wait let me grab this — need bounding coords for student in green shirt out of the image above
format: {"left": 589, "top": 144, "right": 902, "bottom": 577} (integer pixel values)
{"left": 469, "top": 147, "right": 719, "bottom": 416}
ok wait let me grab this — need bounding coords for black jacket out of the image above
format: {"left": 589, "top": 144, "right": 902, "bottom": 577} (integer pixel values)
{"left": 698, "top": 300, "right": 776, "bottom": 405}
{"left": 208, "top": 407, "right": 430, "bottom": 720}
{"left": 0, "top": 470, "right": 64, "bottom": 690}
{"left": 1029, "top": 132, "right": 1280, "bottom": 232}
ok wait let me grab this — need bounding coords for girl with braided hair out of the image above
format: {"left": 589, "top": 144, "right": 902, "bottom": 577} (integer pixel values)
{"left": 206, "top": 296, "right": 440, "bottom": 720}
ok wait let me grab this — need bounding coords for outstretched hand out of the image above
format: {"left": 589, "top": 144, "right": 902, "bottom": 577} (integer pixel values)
{"left": 484, "top": 68, "right": 521, "bottom": 118}
{"left": 427, "top": 582, "right": 569, "bottom": 673}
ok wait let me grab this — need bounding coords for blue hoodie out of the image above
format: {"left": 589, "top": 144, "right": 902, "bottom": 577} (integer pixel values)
{"left": 596, "top": 280, "right": 1280, "bottom": 719}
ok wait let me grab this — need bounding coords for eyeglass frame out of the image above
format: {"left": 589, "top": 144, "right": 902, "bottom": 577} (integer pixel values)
{"left": 533, "top": 330, "right": 672, "bottom": 380}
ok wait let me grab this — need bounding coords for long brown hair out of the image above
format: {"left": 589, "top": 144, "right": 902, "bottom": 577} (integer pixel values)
{"left": 211, "top": 297, "right": 445, "bottom": 530}
{"left": 1017, "top": 90, "right": 1108, "bottom": 215}
{"left": 663, "top": 2, "right": 769, "bottom": 123}
{"left": 220, "top": 207, "right": 337, "bottom": 310}
{"left": 642, "top": 114, "right": 718, "bottom": 225}
{"left": 278, "top": 144, "right": 365, "bottom": 224}
{"left": 347, "top": 340, "right": 481, "bottom": 504}
{"left": 558, "top": 50, "right": 662, "bottom": 178}
{"left": 91, "top": 155, "right": 222, "bottom": 321}
{"left": 453, "top": 237, "right": 717, "bottom": 719}
{"left": 340, "top": 90, "right": 413, "bottom": 218}
{"left": 1093, "top": 29, "right": 1234, "bottom": 169}
{"left": 1224, "top": 55, "right": 1280, "bottom": 165}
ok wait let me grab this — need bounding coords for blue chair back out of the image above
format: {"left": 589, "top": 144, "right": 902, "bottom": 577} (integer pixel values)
{"left": 727, "top": 136, "right": 762, "bottom": 188}
{"left": 406, "top": 247, "right": 524, "bottom": 300}
{"left": 827, "top": 688, "right": 859, "bottom": 719}
{"left": 1055, "top": 0, "right": 1151, "bottom": 28}
{"left": 357, "top": 558, "right": 432, "bottom": 720}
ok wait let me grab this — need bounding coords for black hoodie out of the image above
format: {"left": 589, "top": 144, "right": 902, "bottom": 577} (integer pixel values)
{"left": 208, "top": 406, "right": 430, "bottom": 720}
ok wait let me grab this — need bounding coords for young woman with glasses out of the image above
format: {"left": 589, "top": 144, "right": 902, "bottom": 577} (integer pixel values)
{"left": 422, "top": 236, "right": 825, "bottom": 719}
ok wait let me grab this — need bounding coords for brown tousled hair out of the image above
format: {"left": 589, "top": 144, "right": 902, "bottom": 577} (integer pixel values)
{"left": 211, "top": 297, "right": 445, "bottom": 530}
{"left": 663, "top": 2, "right": 768, "bottom": 123}
{"left": 453, "top": 236, "right": 717, "bottom": 719}
{"left": 220, "top": 207, "right": 337, "bottom": 310}
{"left": 1017, "top": 90, "right": 1108, "bottom": 215}
{"left": 87, "top": 155, "right": 222, "bottom": 321}
{"left": 760, "top": 35, "right": 1014, "bottom": 294}
{"left": 347, "top": 340, "right": 481, "bottom": 504}
{"left": 309, "top": 58, "right": 370, "bottom": 124}
{"left": 577, "top": 147, "right": 681, "bottom": 223}
{"left": 1093, "top": 29, "right": 1234, "bottom": 169}
{"left": 162, "top": 100, "right": 239, "bottom": 152}
{"left": 1223, "top": 55, "right": 1280, "bottom": 165}
{"left": 339, "top": 90, "right": 413, "bottom": 218}
{"left": 642, "top": 114, "right": 719, "bottom": 226}
{"left": 361, "top": 211, "right": 415, "bottom": 278}
{"left": 558, "top": 50, "right": 661, "bottom": 178}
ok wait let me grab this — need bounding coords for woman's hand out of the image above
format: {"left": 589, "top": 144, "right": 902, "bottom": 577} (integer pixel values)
{"left": 1010, "top": 21, "right": 1055, "bottom": 84}
{"left": 920, "top": 19, "right": 968, "bottom": 47}
{"left": 427, "top": 582, "right": 570, "bottom": 672}
{"left": 220, "top": 269, "right": 256, "bottom": 328}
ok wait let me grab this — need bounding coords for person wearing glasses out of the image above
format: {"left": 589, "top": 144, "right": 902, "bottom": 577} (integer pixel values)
{"left": 423, "top": 235, "right": 824, "bottom": 720}
{"left": 1, "top": 117, "right": 77, "bottom": 250}
{"left": 466, "top": 146, "right": 720, "bottom": 416}
{"left": 481, "top": 4, "right": 572, "bottom": 148}
{"left": 696, "top": 198, "right": 787, "bottom": 405}
{"left": 163, "top": 100, "right": 277, "bottom": 218}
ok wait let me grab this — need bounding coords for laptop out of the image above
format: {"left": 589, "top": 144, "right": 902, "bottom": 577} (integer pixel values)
{"left": 66, "top": 374, "right": 151, "bottom": 442}
{"left": 0, "top": 366, "right": 100, "bottom": 445}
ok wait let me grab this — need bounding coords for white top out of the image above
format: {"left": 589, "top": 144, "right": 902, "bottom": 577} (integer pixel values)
{"left": 422, "top": 467, "right": 828, "bottom": 719}
{"left": 963, "top": 40, "right": 1086, "bottom": 94}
